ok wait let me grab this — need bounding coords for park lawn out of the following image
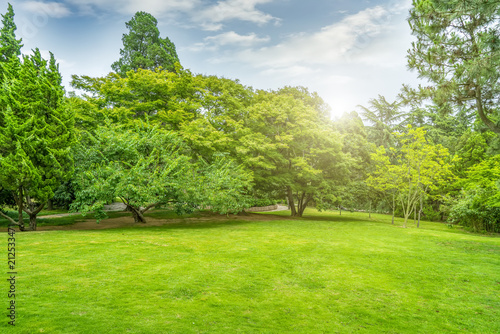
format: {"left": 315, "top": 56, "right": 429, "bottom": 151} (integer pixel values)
{"left": 2, "top": 209, "right": 499, "bottom": 333}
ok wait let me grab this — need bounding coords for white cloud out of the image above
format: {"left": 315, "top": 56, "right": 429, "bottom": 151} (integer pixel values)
{"left": 238, "top": 6, "right": 392, "bottom": 70}
{"left": 60, "top": 0, "right": 279, "bottom": 30}
{"left": 208, "top": 3, "right": 420, "bottom": 118}
{"left": 184, "top": 31, "right": 270, "bottom": 52}
{"left": 21, "top": 1, "right": 72, "bottom": 18}
{"left": 194, "top": 0, "right": 280, "bottom": 31}
{"left": 205, "top": 31, "right": 270, "bottom": 47}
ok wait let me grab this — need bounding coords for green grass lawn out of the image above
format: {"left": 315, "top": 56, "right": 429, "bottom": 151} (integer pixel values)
{"left": 2, "top": 209, "right": 499, "bottom": 333}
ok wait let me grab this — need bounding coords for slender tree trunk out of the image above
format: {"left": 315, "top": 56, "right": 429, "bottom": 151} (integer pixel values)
{"left": 47, "top": 198, "right": 54, "bottom": 211}
{"left": 287, "top": 187, "right": 296, "bottom": 216}
{"left": 339, "top": 205, "right": 342, "bottom": 216}
{"left": 417, "top": 193, "right": 423, "bottom": 228}
{"left": 391, "top": 193, "right": 395, "bottom": 225}
{"left": 369, "top": 201, "right": 372, "bottom": 218}
{"left": 413, "top": 203, "right": 416, "bottom": 225}
{"left": 16, "top": 187, "right": 25, "bottom": 231}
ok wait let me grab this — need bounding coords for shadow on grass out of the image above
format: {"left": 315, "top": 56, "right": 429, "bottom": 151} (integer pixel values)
{"left": 258, "top": 210, "right": 371, "bottom": 223}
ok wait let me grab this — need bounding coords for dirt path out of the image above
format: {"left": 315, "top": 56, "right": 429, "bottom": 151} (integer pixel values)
{"left": 24, "top": 203, "right": 292, "bottom": 232}
{"left": 35, "top": 211, "right": 291, "bottom": 231}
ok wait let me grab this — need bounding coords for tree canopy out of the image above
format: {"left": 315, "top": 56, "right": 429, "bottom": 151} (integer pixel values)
{"left": 408, "top": 0, "right": 500, "bottom": 134}
{"left": 112, "top": 11, "right": 180, "bottom": 76}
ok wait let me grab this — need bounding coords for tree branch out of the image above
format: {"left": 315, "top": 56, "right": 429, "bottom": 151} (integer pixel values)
{"left": 0, "top": 211, "right": 19, "bottom": 226}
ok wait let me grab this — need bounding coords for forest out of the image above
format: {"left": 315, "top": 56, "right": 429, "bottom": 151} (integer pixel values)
{"left": 0, "top": 1, "right": 499, "bottom": 234}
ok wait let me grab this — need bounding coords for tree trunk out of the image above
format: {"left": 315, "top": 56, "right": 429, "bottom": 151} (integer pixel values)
{"left": 391, "top": 193, "right": 395, "bottom": 225}
{"left": 29, "top": 214, "right": 37, "bottom": 231}
{"left": 339, "top": 205, "right": 342, "bottom": 216}
{"left": 287, "top": 187, "right": 297, "bottom": 217}
{"left": 47, "top": 198, "right": 54, "bottom": 211}
{"left": 369, "top": 201, "right": 371, "bottom": 218}
{"left": 16, "top": 187, "right": 25, "bottom": 231}
{"left": 417, "top": 193, "right": 423, "bottom": 228}
{"left": 130, "top": 207, "right": 147, "bottom": 223}
{"left": 476, "top": 86, "right": 500, "bottom": 134}
{"left": 296, "top": 194, "right": 311, "bottom": 217}
{"left": 23, "top": 201, "right": 45, "bottom": 231}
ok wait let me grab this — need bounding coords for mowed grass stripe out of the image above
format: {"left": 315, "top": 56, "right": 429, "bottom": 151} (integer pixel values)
{"left": 3, "top": 210, "right": 499, "bottom": 333}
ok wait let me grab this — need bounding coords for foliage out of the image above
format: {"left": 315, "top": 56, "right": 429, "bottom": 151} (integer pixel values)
{"left": 358, "top": 95, "right": 403, "bottom": 149}
{"left": 368, "top": 127, "right": 454, "bottom": 227}
{"left": 452, "top": 130, "right": 494, "bottom": 178}
{"left": 0, "top": 49, "right": 74, "bottom": 230}
{"left": 408, "top": 0, "right": 500, "bottom": 134}
{"left": 333, "top": 111, "right": 375, "bottom": 211}
{"left": 112, "top": 11, "right": 180, "bottom": 76}
{"left": 71, "top": 122, "right": 251, "bottom": 222}
{"left": 447, "top": 154, "right": 500, "bottom": 232}
{"left": 0, "top": 3, "right": 22, "bottom": 63}
{"left": 71, "top": 67, "right": 201, "bottom": 128}
{"left": 238, "top": 87, "right": 348, "bottom": 217}
{"left": 191, "top": 156, "right": 253, "bottom": 215}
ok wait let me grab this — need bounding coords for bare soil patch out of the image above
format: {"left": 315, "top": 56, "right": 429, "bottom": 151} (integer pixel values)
{"left": 35, "top": 212, "right": 290, "bottom": 232}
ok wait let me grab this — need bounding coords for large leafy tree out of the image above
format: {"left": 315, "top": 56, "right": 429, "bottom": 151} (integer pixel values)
{"left": 71, "top": 122, "right": 251, "bottom": 223}
{"left": 0, "top": 50, "right": 74, "bottom": 231}
{"left": 238, "top": 88, "right": 348, "bottom": 217}
{"left": 408, "top": 0, "right": 500, "bottom": 135}
{"left": 112, "top": 11, "right": 180, "bottom": 76}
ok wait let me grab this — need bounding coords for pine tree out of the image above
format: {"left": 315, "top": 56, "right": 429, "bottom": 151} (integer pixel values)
{"left": 0, "top": 49, "right": 74, "bottom": 231}
{"left": 0, "top": 3, "right": 23, "bottom": 63}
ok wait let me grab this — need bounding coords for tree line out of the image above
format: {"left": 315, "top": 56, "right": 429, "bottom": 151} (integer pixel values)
{"left": 0, "top": 1, "right": 499, "bottom": 233}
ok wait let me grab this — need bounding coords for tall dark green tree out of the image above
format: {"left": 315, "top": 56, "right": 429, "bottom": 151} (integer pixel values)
{"left": 408, "top": 0, "right": 500, "bottom": 135}
{"left": 112, "top": 11, "right": 180, "bottom": 76}
{"left": 0, "top": 49, "right": 74, "bottom": 231}
{"left": 0, "top": 3, "right": 22, "bottom": 63}
{"left": 358, "top": 95, "right": 402, "bottom": 149}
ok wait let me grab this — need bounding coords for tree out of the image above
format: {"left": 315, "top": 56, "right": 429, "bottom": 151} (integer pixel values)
{"left": 333, "top": 111, "right": 375, "bottom": 213}
{"left": 71, "top": 122, "right": 251, "bottom": 223}
{"left": 238, "top": 88, "right": 348, "bottom": 217}
{"left": 408, "top": 0, "right": 500, "bottom": 135}
{"left": 366, "top": 146, "right": 400, "bottom": 224}
{"left": 0, "top": 3, "right": 23, "bottom": 63}
{"left": 112, "top": 11, "right": 180, "bottom": 76}
{"left": 357, "top": 95, "right": 403, "bottom": 149}
{"left": 0, "top": 50, "right": 74, "bottom": 231}
{"left": 447, "top": 154, "right": 500, "bottom": 232}
{"left": 368, "top": 127, "right": 454, "bottom": 227}
{"left": 71, "top": 67, "right": 201, "bottom": 128}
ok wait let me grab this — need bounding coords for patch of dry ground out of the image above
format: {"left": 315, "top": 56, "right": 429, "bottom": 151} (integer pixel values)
{"left": 35, "top": 212, "right": 290, "bottom": 232}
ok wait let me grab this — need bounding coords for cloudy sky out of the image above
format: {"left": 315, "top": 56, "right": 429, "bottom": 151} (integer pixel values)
{"left": 4, "top": 0, "right": 423, "bottom": 118}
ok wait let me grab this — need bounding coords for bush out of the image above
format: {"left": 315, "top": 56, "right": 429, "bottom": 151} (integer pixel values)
{"left": 447, "top": 188, "right": 500, "bottom": 233}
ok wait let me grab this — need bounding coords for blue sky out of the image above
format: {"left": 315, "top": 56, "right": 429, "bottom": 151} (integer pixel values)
{"left": 4, "top": 0, "right": 423, "bottom": 118}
